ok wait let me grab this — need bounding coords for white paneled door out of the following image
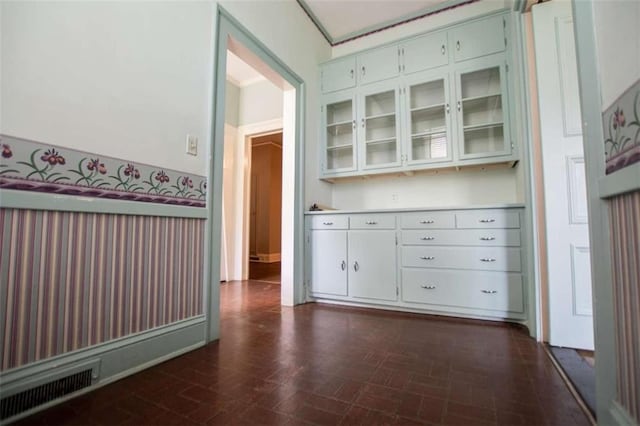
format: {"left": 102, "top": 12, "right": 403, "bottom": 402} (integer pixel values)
{"left": 533, "top": 1, "right": 594, "bottom": 349}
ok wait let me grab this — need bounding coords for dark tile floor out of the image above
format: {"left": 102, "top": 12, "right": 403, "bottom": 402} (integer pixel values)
{"left": 17, "top": 281, "right": 590, "bottom": 426}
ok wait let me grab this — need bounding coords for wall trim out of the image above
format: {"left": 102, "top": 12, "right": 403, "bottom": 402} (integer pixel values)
{"left": 0, "top": 188, "right": 208, "bottom": 218}
{"left": 0, "top": 315, "right": 205, "bottom": 385}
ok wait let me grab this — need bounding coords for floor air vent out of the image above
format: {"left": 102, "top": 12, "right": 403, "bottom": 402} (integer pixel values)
{"left": 1, "top": 360, "right": 99, "bottom": 421}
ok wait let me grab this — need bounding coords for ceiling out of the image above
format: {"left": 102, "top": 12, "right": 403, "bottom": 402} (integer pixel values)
{"left": 298, "top": 0, "right": 483, "bottom": 45}
{"left": 226, "top": 50, "right": 265, "bottom": 88}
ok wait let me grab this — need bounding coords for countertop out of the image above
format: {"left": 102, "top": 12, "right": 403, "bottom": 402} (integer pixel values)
{"left": 305, "top": 203, "right": 526, "bottom": 215}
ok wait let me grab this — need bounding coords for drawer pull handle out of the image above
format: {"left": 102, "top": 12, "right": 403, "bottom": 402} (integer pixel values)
{"left": 322, "top": 221, "right": 334, "bottom": 225}
{"left": 481, "top": 290, "right": 498, "bottom": 294}
{"left": 365, "top": 221, "right": 378, "bottom": 225}
{"left": 480, "top": 258, "right": 496, "bottom": 262}
{"left": 420, "top": 256, "right": 435, "bottom": 260}
{"left": 341, "top": 261, "right": 346, "bottom": 271}
{"left": 421, "top": 285, "right": 437, "bottom": 290}
{"left": 419, "top": 220, "right": 435, "bottom": 224}
{"left": 480, "top": 237, "right": 496, "bottom": 241}
{"left": 354, "top": 261, "right": 359, "bottom": 272}
{"left": 420, "top": 237, "right": 435, "bottom": 241}
{"left": 479, "top": 219, "right": 496, "bottom": 223}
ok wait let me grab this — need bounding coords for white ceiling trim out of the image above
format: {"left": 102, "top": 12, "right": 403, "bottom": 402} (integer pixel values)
{"left": 296, "top": 0, "right": 481, "bottom": 46}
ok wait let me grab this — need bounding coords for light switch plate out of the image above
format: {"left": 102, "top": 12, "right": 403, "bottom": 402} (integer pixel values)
{"left": 186, "top": 135, "right": 198, "bottom": 156}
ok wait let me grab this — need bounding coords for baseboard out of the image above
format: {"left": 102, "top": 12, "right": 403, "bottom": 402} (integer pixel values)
{"left": 1, "top": 317, "right": 206, "bottom": 424}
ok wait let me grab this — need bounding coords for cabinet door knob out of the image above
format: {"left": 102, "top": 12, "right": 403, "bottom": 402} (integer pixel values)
{"left": 341, "top": 260, "right": 346, "bottom": 271}
{"left": 456, "top": 40, "right": 461, "bottom": 51}
{"left": 353, "top": 261, "right": 359, "bottom": 271}
{"left": 420, "top": 256, "right": 435, "bottom": 260}
{"left": 479, "top": 219, "right": 496, "bottom": 223}
{"left": 480, "top": 258, "right": 496, "bottom": 262}
{"left": 420, "top": 237, "right": 435, "bottom": 241}
{"left": 457, "top": 101, "right": 461, "bottom": 112}
{"left": 361, "top": 118, "right": 365, "bottom": 128}
{"left": 352, "top": 120, "right": 356, "bottom": 129}
{"left": 322, "top": 221, "right": 333, "bottom": 225}
{"left": 421, "top": 285, "right": 437, "bottom": 290}
{"left": 365, "top": 221, "right": 378, "bottom": 225}
{"left": 480, "top": 237, "right": 496, "bottom": 241}
{"left": 441, "top": 44, "right": 445, "bottom": 55}
{"left": 481, "top": 289, "right": 498, "bottom": 294}
{"left": 446, "top": 103, "right": 450, "bottom": 114}
{"left": 419, "top": 220, "right": 435, "bottom": 224}
{"left": 350, "top": 69, "right": 354, "bottom": 79}
{"left": 362, "top": 66, "right": 366, "bottom": 76}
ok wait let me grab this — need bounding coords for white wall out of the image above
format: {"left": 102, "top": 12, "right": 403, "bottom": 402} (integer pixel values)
{"left": 593, "top": 0, "right": 640, "bottom": 109}
{"left": 329, "top": 0, "right": 522, "bottom": 209}
{"left": 1, "top": 0, "right": 333, "bottom": 207}
{"left": 1, "top": 1, "right": 214, "bottom": 176}
{"left": 332, "top": 168, "right": 520, "bottom": 209}
{"left": 238, "top": 79, "right": 283, "bottom": 126}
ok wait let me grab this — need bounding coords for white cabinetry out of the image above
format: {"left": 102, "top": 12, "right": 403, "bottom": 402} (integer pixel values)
{"left": 400, "top": 208, "right": 525, "bottom": 318}
{"left": 308, "top": 214, "right": 397, "bottom": 301}
{"left": 306, "top": 206, "right": 526, "bottom": 322}
{"left": 319, "top": 12, "right": 516, "bottom": 179}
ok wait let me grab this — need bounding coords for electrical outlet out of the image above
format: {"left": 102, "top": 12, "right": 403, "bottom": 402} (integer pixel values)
{"left": 392, "top": 193, "right": 399, "bottom": 202}
{"left": 186, "top": 135, "right": 198, "bottom": 156}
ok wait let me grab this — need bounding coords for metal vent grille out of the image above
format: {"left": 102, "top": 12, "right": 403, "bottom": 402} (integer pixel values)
{"left": 1, "top": 369, "right": 92, "bottom": 420}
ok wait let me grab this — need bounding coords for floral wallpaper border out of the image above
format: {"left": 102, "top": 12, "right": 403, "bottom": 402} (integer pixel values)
{"left": 0, "top": 135, "right": 206, "bottom": 207}
{"left": 603, "top": 79, "right": 640, "bottom": 175}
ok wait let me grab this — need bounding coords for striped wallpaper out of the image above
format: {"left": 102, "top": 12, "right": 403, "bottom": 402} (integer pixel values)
{"left": 609, "top": 190, "right": 640, "bottom": 423}
{"left": 0, "top": 209, "right": 205, "bottom": 372}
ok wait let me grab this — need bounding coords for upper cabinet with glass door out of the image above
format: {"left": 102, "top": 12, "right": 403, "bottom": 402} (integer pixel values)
{"left": 360, "top": 83, "right": 402, "bottom": 170}
{"left": 456, "top": 60, "right": 510, "bottom": 159}
{"left": 322, "top": 92, "right": 357, "bottom": 174}
{"left": 318, "top": 11, "right": 517, "bottom": 179}
{"left": 404, "top": 71, "right": 452, "bottom": 165}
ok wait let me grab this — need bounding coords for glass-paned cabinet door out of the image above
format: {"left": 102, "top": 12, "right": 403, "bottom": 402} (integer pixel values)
{"left": 323, "top": 94, "right": 357, "bottom": 174}
{"left": 456, "top": 62, "right": 510, "bottom": 159}
{"left": 359, "top": 84, "right": 401, "bottom": 169}
{"left": 404, "top": 73, "right": 452, "bottom": 164}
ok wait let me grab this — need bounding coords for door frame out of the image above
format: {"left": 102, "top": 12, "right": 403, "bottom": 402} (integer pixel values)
{"left": 572, "top": 2, "right": 618, "bottom": 424}
{"left": 205, "top": 6, "right": 306, "bottom": 342}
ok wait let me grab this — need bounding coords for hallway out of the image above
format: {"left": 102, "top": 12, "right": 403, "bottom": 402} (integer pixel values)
{"left": 18, "top": 281, "right": 590, "bottom": 425}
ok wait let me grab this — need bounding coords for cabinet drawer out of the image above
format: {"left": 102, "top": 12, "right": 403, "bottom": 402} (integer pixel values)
{"left": 400, "top": 212, "right": 455, "bottom": 229}
{"left": 451, "top": 15, "right": 505, "bottom": 62}
{"left": 402, "top": 268, "right": 524, "bottom": 313}
{"left": 310, "top": 215, "right": 349, "bottom": 230}
{"left": 402, "top": 246, "right": 521, "bottom": 272}
{"left": 402, "top": 229, "right": 520, "bottom": 247}
{"left": 456, "top": 210, "right": 520, "bottom": 229}
{"left": 350, "top": 214, "right": 396, "bottom": 229}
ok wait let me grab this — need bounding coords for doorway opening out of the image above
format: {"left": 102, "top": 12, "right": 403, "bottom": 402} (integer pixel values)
{"left": 208, "top": 6, "right": 305, "bottom": 343}
{"left": 248, "top": 132, "right": 283, "bottom": 284}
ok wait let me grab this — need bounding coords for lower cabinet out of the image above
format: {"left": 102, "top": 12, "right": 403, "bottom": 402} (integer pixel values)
{"left": 348, "top": 230, "right": 397, "bottom": 301}
{"left": 306, "top": 207, "right": 526, "bottom": 322}
{"left": 309, "top": 216, "right": 397, "bottom": 302}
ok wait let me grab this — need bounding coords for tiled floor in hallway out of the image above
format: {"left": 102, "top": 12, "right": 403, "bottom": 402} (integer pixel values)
{"left": 17, "top": 281, "right": 590, "bottom": 425}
